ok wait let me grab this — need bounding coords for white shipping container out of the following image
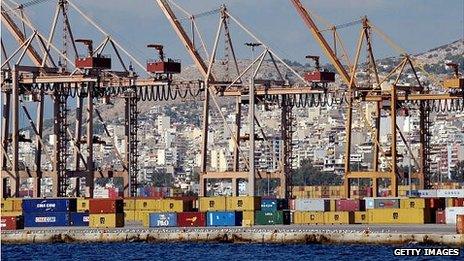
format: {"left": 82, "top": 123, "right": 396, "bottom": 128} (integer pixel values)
{"left": 295, "top": 198, "right": 330, "bottom": 211}
{"left": 93, "top": 189, "right": 109, "bottom": 198}
{"left": 437, "top": 189, "right": 464, "bottom": 198}
{"left": 417, "top": 190, "right": 437, "bottom": 198}
{"left": 445, "top": 207, "right": 464, "bottom": 224}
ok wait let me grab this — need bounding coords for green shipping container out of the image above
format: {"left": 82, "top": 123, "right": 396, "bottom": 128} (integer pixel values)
{"left": 255, "top": 211, "right": 290, "bottom": 225}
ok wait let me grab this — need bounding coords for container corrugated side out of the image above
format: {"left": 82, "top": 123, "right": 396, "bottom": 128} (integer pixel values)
{"left": 255, "top": 211, "right": 290, "bottom": 225}
{"left": 199, "top": 197, "right": 227, "bottom": 212}
{"left": 89, "top": 213, "right": 124, "bottom": 228}
{"left": 226, "top": 197, "right": 261, "bottom": 211}
{"left": 293, "top": 211, "right": 323, "bottom": 224}
{"left": 445, "top": 207, "right": 464, "bottom": 224}
{"left": 295, "top": 199, "right": 330, "bottom": 211}
{"left": 206, "top": 211, "right": 242, "bottom": 226}
{"left": 177, "top": 212, "right": 206, "bottom": 227}
{"left": 323, "top": 212, "right": 354, "bottom": 224}
{"left": 70, "top": 212, "right": 89, "bottom": 226}
{"left": 149, "top": 213, "right": 177, "bottom": 227}
{"left": 24, "top": 212, "right": 70, "bottom": 227}
{"left": 23, "top": 198, "right": 77, "bottom": 213}
{"left": 260, "top": 199, "right": 287, "bottom": 211}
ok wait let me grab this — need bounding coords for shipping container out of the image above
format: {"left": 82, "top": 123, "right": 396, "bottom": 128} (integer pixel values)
{"left": 124, "top": 198, "right": 136, "bottom": 210}
{"left": 24, "top": 212, "right": 70, "bottom": 227}
{"left": 242, "top": 211, "right": 254, "bottom": 227}
{"left": 207, "top": 211, "right": 242, "bottom": 226}
{"left": 429, "top": 198, "right": 446, "bottom": 209}
{"left": 293, "top": 211, "right": 323, "bottom": 224}
{"left": 445, "top": 207, "right": 464, "bottom": 224}
{"left": 89, "top": 213, "right": 124, "bottom": 228}
{"left": 136, "top": 211, "right": 151, "bottom": 227}
{"left": 329, "top": 199, "right": 336, "bottom": 211}
{"left": 77, "top": 198, "right": 89, "bottom": 213}
{"left": 364, "top": 198, "right": 400, "bottom": 209}
{"left": 436, "top": 210, "right": 445, "bottom": 224}
{"left": 1, "top": 216, "right": 24, "bottom": 230}
{"left": 124, "top": 210, "right": 136, "bottom": 221}
{"left": 0, "top": 211, "right": 22, "bottom": 217}
{"left": 417, "top": 190, "right": 437, "bottom": 198}
{"left": 1, "top": 198, "right": 22, "bottom": 212}
{"left": 295, "top": 199, "right": 330, "bottom": 211}
{"left": 177, "top": 212, "right": 206, "bottom": 227}
{"left": 324, "top": 212, "right": 354, "bottom": 224}
{"left": 437, "top": 189, "right": 464, "bottom": 198}
{"left": 161, "top": 199, "right": 191, "bottom": 213}
{"left": 453, "top": 198, "right": 464, "bottom": 207}
{"left": 260, "top": 199, "right": 287, "bottom": 211}
{"left": 70, "top": 212, "right": 89, "bottom": 226}
{"left": 367, "top": 208, "right": 429, "bottom": 224}
{"left": 226, "top": 197, "right": 261, "bottom": 211}
{"left": 255, "top": 211, "right": 291, "bottom": 225}
{"left": 199, "top": 197, "right": 226, "bottom": 212}
{"left": 89, "top": 199, "right": 123, "bottom": 214}
{"left": 400, "top": 198, "right": 427, "bottom": 209}
{"left": 135, "top": 199, "right": 162, "bottom": 211}
{"left": 149, "top": 213, "right": 177, "bottom": 227}
{"left": 336, "top": 199, "right": 365, "bottom": 211}
{"left": 23, "top": 198, "right": 77, "bottom": 213}
{"left": 354, "top": 211, "right": 368, "bottom": 224}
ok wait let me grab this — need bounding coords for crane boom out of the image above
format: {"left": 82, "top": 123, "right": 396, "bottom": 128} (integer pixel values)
{"left": 289, "top": 0, "right": 353, "bottom": 87}
{"left": 1, "top": 6, "right": 43, "bottom": 67}
{"left": 155, "top": 0, "right": 214, "bottom": 82}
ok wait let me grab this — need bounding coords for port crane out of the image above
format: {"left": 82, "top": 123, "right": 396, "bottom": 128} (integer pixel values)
{"left": 290, "top": 0, "right": 463, "bottom": 197}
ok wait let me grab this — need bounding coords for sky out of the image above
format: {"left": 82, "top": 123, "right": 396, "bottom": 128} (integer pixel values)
{"left": 2, "top": 0, "right": 463, "bottom": 67}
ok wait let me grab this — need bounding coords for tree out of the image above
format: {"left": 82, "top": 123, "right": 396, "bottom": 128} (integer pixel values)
{"left": 292, "top": 159, "right": 342, "bottom": 186}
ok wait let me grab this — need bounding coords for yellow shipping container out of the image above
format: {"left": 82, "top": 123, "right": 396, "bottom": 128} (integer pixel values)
{"left": 323, "top": 212, "right": 354, "bottom": 224}
{"left": 329, "top": 199, "right": 337, "bottom": 211}
{"left": 367, "top": 208, "right": 428, "bottom": 224}
{"left": 135, "top": 211, "right": 152, "bottom": 227}
{"left": 124, "top": 210, "right": 136, "bottom": 221}
{"left": 77, "top": 198, "right": 89, "bottom": 212}
{"left": 89, "top": 213, "right": 124, "bottom": 228}
{"left": 294, "top": 211, "right": 324, "bottom": 224}
{"left": 161, "top": 199, "right": 184, "bottom": 213}
{"left": 1, "top": 198, "right": 22, "bottom": 212}
{"left": 199, "top": 197, "right": 226, "bottom": 212}
{"left": 354, "top": 211, "right": 368, "bottom": 224}
{"left": 1, "top": 199, "right": 14, "bottom": 212}
{"left": 400, "top": 198, "right": 426, "bottom": 209}
{"left": 242, "top": 210, "right": 255, "bottom": 227}
{"left": 226, "top": 196, "right": 260, "bottom": 211}
{"left": 135, "top": 199, "right": 162, "bottom": 211}
{"left": 0, "top": 211, "right": 22, "bottom": 217}
{"left": 124, "top": 199, "right": 136, "bottom": 210}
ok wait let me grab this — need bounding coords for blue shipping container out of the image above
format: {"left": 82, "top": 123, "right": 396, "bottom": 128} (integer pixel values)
{"left": 149, "top": 213, "right": 177, "bottom": 227}
{"left": 24, "top": 212, "right": 70, "bottom": 227}
{"left": 23, "top": 198, "right": 77, "bottom": 213}
{"left": 261, "top": 199, "right": 287, "bottom": 211}
{"left": 70, "top": 212, "right": 89, "bottom": 226}
{"left": 207, "top": 211, "right": 242, "bottom": 227}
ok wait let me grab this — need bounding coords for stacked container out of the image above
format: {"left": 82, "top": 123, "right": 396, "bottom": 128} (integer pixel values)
{"left": 1, "top": 198, "right": 23, "bottom": 230}
{"left": 255, "top": 198, "right": 289, "bottom": 225}
{"left": 89, "top": 198, "right": 124, "bottom": 228}
{"left": 23, "top": 198, "right": 76, "bottom": 227}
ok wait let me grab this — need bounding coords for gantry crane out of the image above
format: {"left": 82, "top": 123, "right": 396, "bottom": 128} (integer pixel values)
{"left": 290, "top": 0, "right": 463, "bottom": 197}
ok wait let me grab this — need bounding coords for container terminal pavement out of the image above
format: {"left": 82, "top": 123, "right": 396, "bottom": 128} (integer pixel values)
{"left": 2, "top": 192, "right": 464, "bottom": 244}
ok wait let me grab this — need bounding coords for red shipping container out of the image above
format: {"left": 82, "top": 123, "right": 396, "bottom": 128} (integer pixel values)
{"left": 436, "top": 210, "right": 446, "bottom": 224}
{"left": 428, "top": 198, "right": 446, "bottom": 209}
{"left": 177, "top": 212, "right": 206, "bottom": 227}
{"left": 336, "top": 199, "right": 365, "bottom": 211}
{"left": 453, "top": 198, "right": 464, "bottom": 207}
{"left": 89, "top": 198, "right": 124, "bottom": 214}
{"left": 1, "top": 216, "right": 24, "bottom": 230}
